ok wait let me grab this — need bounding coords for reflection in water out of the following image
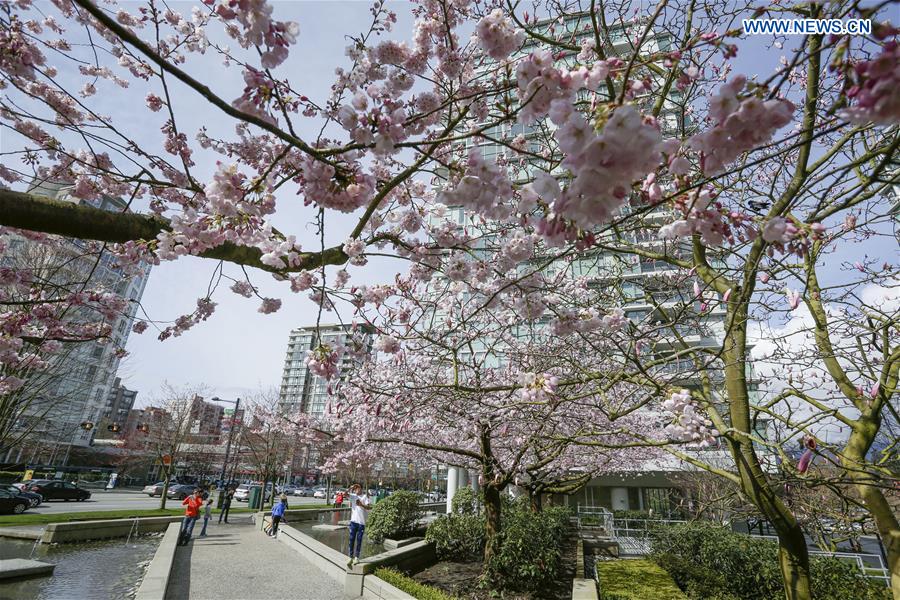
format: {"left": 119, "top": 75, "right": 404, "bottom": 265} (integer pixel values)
{"left": 0, "top": 535, "right": 160, "bottom": 600}
{"left": 292, "top": 509, "right": 384, "bottom": 559}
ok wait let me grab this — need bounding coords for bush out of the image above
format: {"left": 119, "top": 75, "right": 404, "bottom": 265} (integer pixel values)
{"left": 450, "top": 486, "right": 478, "bottom": 515}
{"left": 366, "top": 490, "right": 425, "bottom": 543}
{"left": 426, "top": 497, "right": 572, "bottom": 592}
{"left": 426, "top": 513, "right": 486, "bottom": 561}
{"left": 595, "top": 559, "right": 688, "bottom": 600}
{"left": 374, "top": 567, "right": 457, "bottom": 600}
{"left": 650, "top": 522, "right": 890, "bottom": 600}
{"left": 488, "top": 500, "right": 571, "bottom": 591}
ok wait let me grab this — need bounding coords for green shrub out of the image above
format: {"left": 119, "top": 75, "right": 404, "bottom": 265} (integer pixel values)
{"left": 425, "top": 513, "right": 485, "bottom": 561}
{"left": 426, "top": 498, "right": 571, "bottom": 592}
{"left": 650, "top": 522, "right": 890, "bottom": 600}
{"left": 487, "top": 500, "right": 571, "bottom": 591}
{"left": 450, "top": 486, "right": 478, "bottom": 515}
{"left": 374, "top": 567, "right": 457, "bottom": 600}
{"left": 366, "top": 490, "right": 425, "bottom": 543}
{"left": 595, "top": 559, "right": 688, "bottom": 600}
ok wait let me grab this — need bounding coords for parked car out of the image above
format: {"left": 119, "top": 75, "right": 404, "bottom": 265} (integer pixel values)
{"left": 0, "top": 488, "right": 30, "bottom": 514}
{"left": 3, "top": 485, "right": 41, "bottom": 508}
{"left": 22, "top": 480, "right": 91, "bottom": 502}
{"left": 234, "top": 483, "right": 274, "bottom": 503}
{"left": 142, "top": 482, "right": 167, "bottom": 497}
{"left": 293, "top": 487, "right": 312, "bottom": 497}
{"left": 312, "top": 487, "right": 327, "bottom": 499}
{"left": 166, "top": 484, "right": 196, "bottom": 500}
{"left": 281, "top": 485, "right": 299, "bottom": 496}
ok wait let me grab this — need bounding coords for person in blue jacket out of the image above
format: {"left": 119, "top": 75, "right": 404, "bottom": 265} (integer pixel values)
{"left": 269, "top": 495, "right": 287, "bottom": 538}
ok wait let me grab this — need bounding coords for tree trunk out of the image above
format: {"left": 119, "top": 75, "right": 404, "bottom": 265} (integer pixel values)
{"left": 482, "top": 483, "right": 503, "bottom": 571}
{"left": 722, "top": 304, "right": 812, "bottom": 600}
{"left": 529, "top": 489, "right": 543, "bottom": 513}
{"left": 159, "top": 470, "right": 170, "bottom": 510}
{"left": 842, "top": 423, "right": 900, "bottom": 599}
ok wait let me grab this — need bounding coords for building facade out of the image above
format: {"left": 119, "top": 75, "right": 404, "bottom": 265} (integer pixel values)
{"left": 186, "top": 395, "right": 225, "bottom": 445}
{"left": 278, "top": 323, "right": 374, "bottom": 472}
{"left": 432, "top": 14, "right": 771, "bottom": 514}
{"left": 0, "top": 180, "right": 150, "bottom": 464}
{"left": 102, "top": 377, "right": 138, "bottom": 425}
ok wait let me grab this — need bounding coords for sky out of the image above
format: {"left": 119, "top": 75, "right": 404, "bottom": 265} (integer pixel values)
{"left": 2, "top": 2, "right": 896, "bottom": 410}
{"left": 117, "top": 2, "right": 420, "bottom": 405}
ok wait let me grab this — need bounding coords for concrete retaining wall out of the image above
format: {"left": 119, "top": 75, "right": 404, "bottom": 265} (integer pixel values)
{"left": 40, "top": 516, "right": 183, "bottom": 544}
{"left": 134, "top": 522, "right": 180, "bottom": 600}
{"left": 572, "top": 579, "right": 599, "bottom": 600}
{"left": 362, "top": 574, "right": 416, "bottom": 600}
{"left": 271, "top": 521, "right": 438, "bottom": 599}
{"left": 275, "top": 523, "right": 348, "bottom": 581}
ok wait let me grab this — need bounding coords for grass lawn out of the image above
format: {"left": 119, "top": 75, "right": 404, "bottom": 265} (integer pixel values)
{"left": 595, "top": 559, "right": 688, "bottom": 600}
{"left": 0, "top": 503, "right": 332, "bottom": 527}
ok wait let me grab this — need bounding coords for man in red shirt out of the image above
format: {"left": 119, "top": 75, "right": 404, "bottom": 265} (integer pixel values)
{"left": 179, "top": 488, "right": 204, "bottom": 546}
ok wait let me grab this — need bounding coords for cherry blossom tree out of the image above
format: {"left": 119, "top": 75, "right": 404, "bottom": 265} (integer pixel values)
{"left": 0, "top": 0, "right": 897, "bottom": 597}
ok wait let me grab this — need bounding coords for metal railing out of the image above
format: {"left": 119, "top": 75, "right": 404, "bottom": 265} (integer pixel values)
{"left": 576, "top": 506, "right": 614, "bottom": 532}
{"left": 749, "top": 534, "right": 889, "bottom": 586}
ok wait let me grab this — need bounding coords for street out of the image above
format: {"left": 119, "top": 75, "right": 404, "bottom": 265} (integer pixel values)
{"left": 22, "top": 489, "right": 327, "bottom": 514}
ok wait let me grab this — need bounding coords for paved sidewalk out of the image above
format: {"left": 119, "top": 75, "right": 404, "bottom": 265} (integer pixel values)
{"left": 164, "top": 519, "right": 344, "bottom": 600}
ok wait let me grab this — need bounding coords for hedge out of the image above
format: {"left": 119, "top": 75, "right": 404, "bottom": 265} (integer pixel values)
{"left": 374, "top": 568, "right": 456, "bottom": 600}
{"left": 651, "top": 522, "right": 890, "bottom": 600}
{"left": 596, "top": 559, "right": 688, "bottom": 600}
{"left": 367, "top": 490, "right": 425, "bottom": 543}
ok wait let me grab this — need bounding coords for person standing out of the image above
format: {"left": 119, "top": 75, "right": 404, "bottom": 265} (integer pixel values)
{"left": 346, "top": 484, "right": 371, "bottom": 568}
{"left": 179, "top": 488, "right": 204, "bottom": 546}
{"left": 199, "top": 498, "right": 213, "bottom": 537}
{"left": 334, "top": 490, "right": 344, "bottom": 509}
{"left": 270, "top": 495, "right": 287, "bottom": 538}
{"left": 219, "top": 488, "right": 233, "bottom": 524}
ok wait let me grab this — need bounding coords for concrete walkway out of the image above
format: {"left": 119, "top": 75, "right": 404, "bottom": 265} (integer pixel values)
{"left": 164, "top": 519, "right": 344, "bottom": 600}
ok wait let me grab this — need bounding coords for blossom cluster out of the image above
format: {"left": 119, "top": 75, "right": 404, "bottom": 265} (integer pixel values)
{"left": 550, "top": 104, "right": 663, "bottom": 229}
{"left": 440, "top": 149, "right": 516, "bottom": 221}
{"left": 475, "top": 9, "right": 523, "bottom": 60}
{"left": 688, "top": 76, "right": 794, "bottom": 174}
{"left": 518, "top": 372, "right": 559, "bottom": 402}
{"left": 839, "top": 41, "right": 900, "bottom": 125}
{"left": 306, "top": 343, "right": 343, "bottom": 380}
{"left": 662, "top": 389, "right": 718, "bottom": 447}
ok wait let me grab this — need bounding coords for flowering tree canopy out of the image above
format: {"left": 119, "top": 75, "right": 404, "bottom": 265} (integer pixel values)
{"left": 1, "top": 0, "right": 898, "bottom": 597}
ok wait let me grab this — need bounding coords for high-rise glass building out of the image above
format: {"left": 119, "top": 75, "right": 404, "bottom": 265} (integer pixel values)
{"left": 0, "top": 180, "right": 151, "bottom": 464}
{"left": 279, "top": 323, "right": 374, "bottom": 417}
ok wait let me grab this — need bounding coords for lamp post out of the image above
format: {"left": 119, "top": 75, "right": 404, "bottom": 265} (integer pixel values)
{"left": 212, "top": 397, "right": 241, "bottom": 497}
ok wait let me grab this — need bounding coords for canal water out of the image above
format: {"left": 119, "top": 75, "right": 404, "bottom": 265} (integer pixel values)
{"left": 0, "top": 534, "right": 160, "bottom": 600}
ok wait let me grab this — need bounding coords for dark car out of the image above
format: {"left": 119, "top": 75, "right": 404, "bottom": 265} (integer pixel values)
{"left": 166, "top": 484, "right": 196, "bottom": 500}
{"left": 0, "top": 488, "right": 31, "bottom": 514}
{"left": 23, "top": 480, "right": 91, "bottom": 502}
{"left": 3, "top": 485, "right": 41, "bottom": 508}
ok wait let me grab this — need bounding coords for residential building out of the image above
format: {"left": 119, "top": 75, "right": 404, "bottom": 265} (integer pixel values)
{"left": 103, "top": 377, "right": 138, "bottom": 425}
{"left": 434, "top": 13, "right": 770, "bottom": 516}
{"left": 0, "top": 179, "right": 151, "bottom": 463}
{"left": 279, "top": 323, "right": 375, "bottom": 417}
{"left": 187, "top": 395, "right": 225, "bottom": 445}
{"left": 278, "top": 323, "right": 374, "bottom": 471}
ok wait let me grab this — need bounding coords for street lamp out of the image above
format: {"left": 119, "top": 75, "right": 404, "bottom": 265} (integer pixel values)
{"left": 211, "top": 396, "right": 241, "bottom": 492}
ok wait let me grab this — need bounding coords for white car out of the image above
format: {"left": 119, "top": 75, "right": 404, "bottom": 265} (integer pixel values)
{"left": 313, "top": 488, "right": 326, "bottom": 499}
{"left": 235, "top": 483, "right": 275, "bottom": 503}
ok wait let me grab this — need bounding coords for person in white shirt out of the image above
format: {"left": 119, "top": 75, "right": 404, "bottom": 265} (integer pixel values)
{"left": 346, "top": 483, "right": 371, "bottom": 567}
